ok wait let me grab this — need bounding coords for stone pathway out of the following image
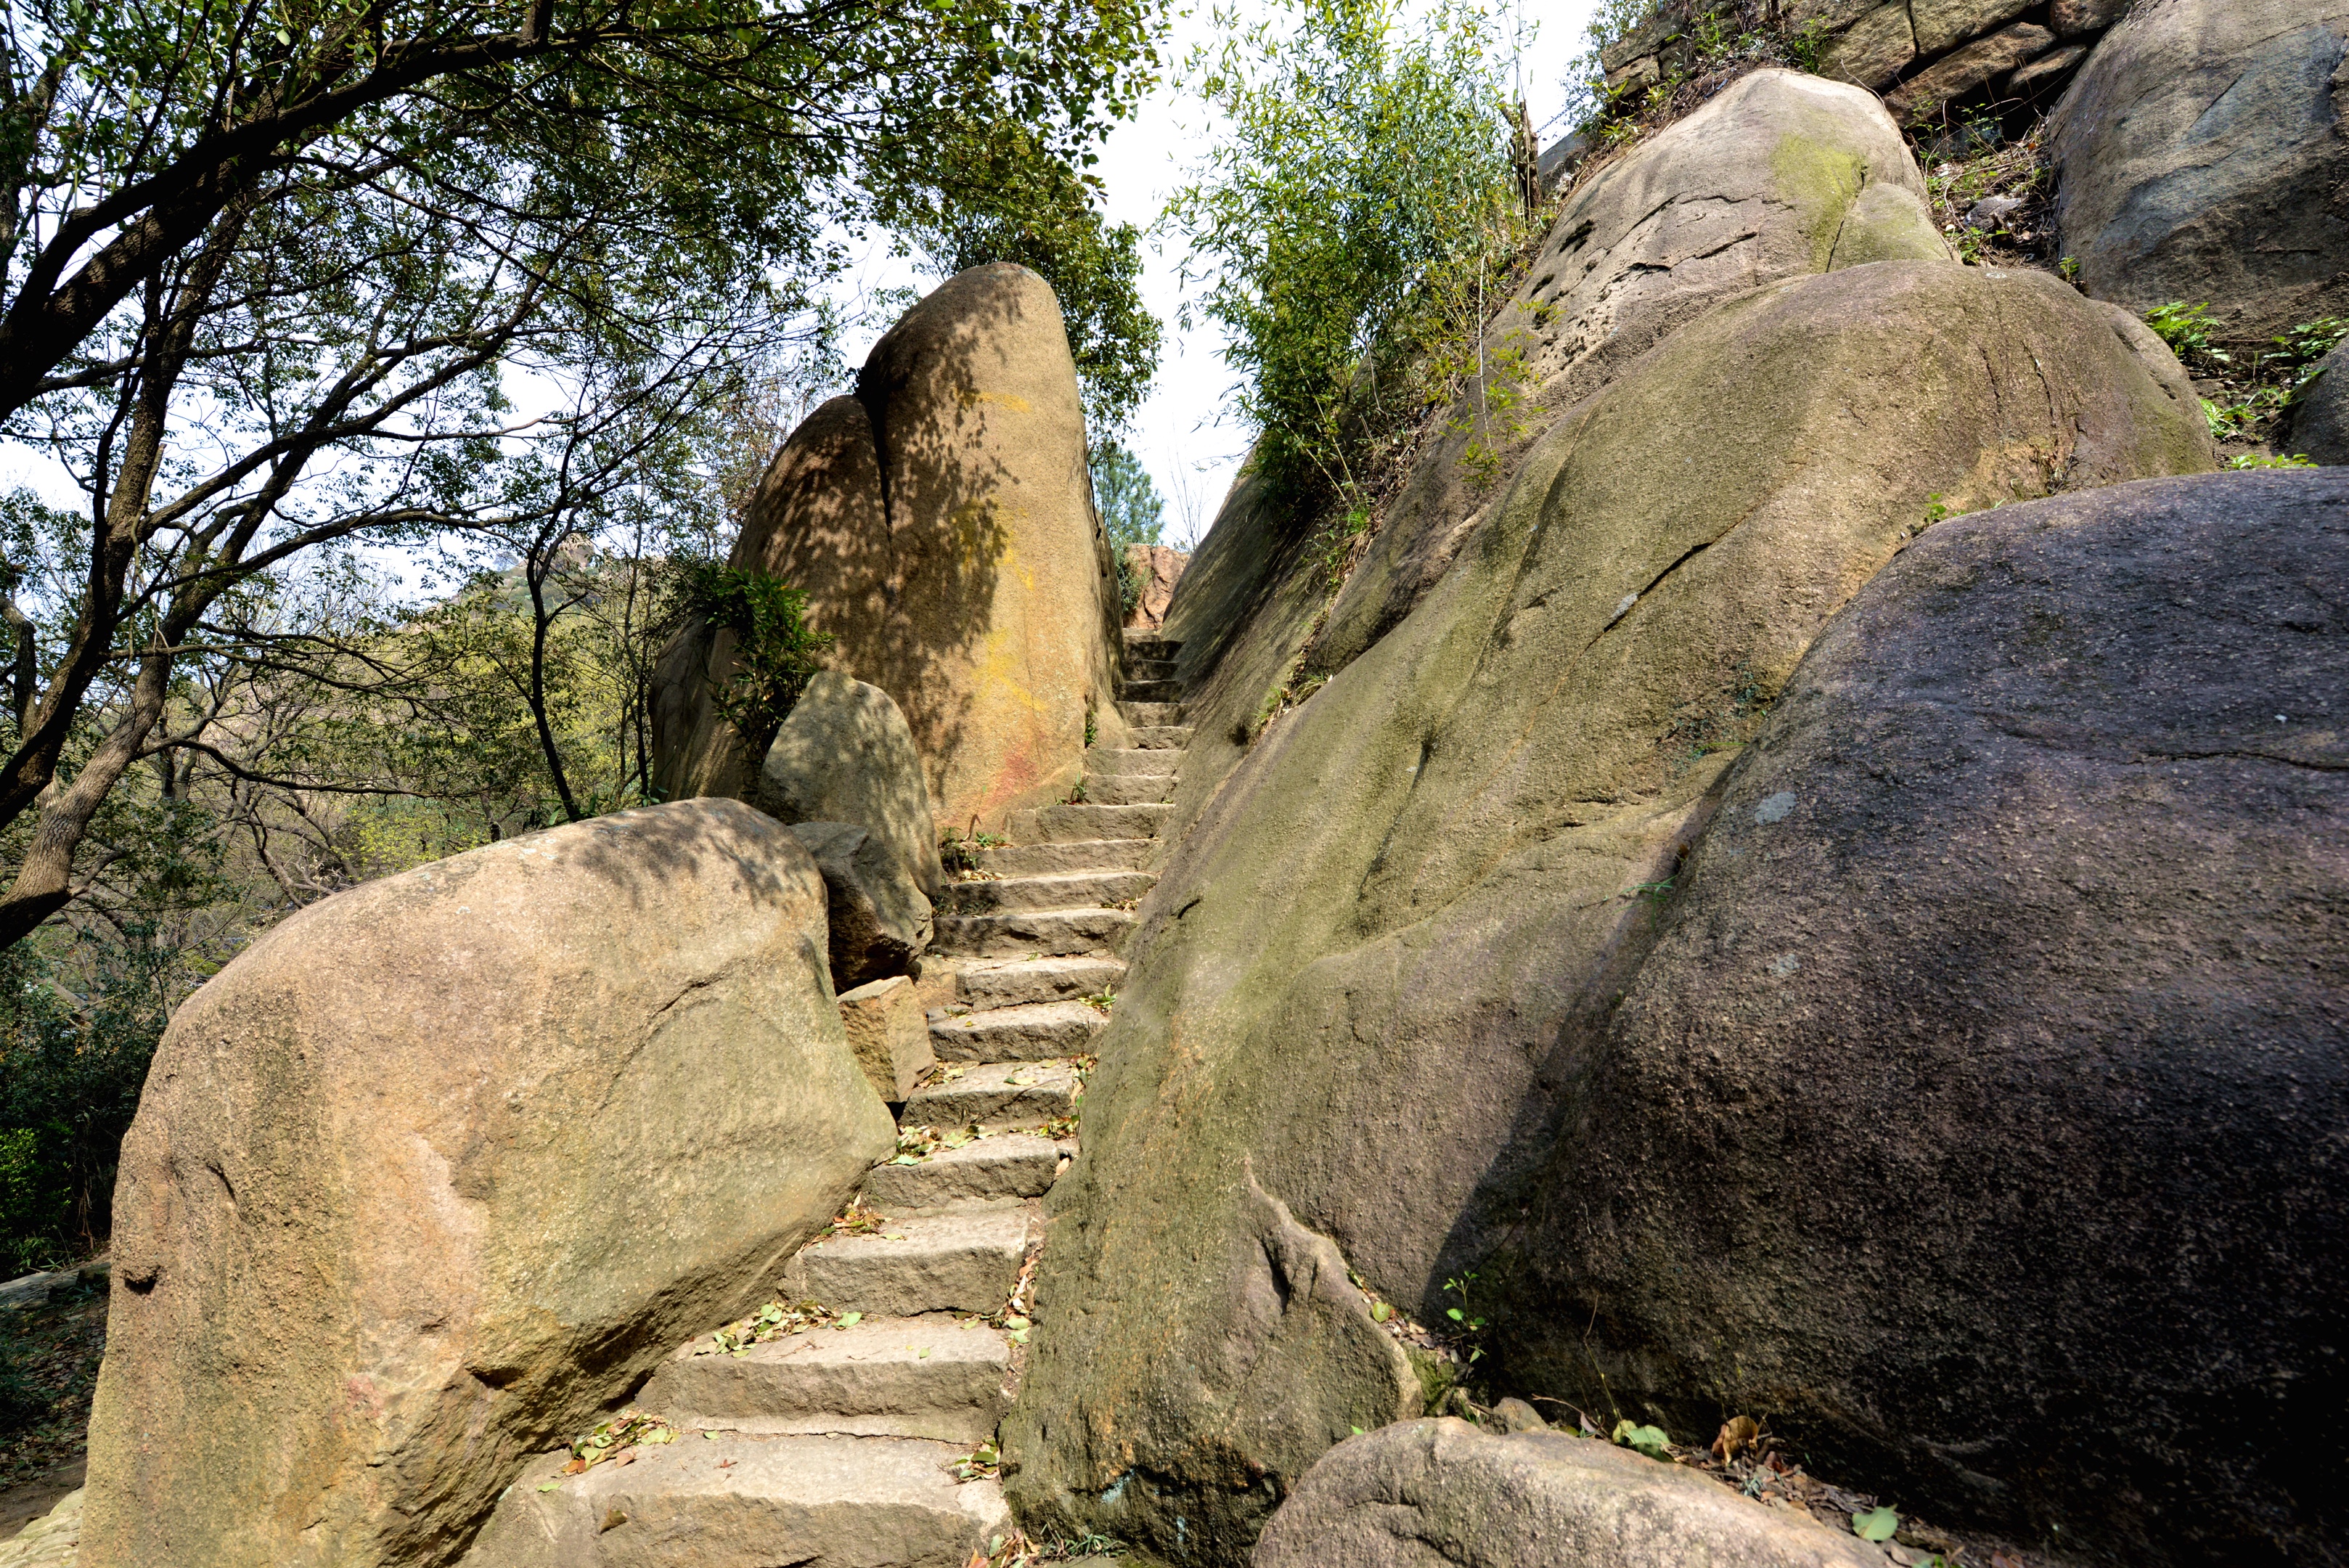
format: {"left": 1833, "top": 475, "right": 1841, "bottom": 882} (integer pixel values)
{"left": 458, "top": 631, "right": 1193, "bottom": 1567}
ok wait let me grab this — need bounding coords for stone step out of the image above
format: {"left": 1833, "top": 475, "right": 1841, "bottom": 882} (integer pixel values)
{"left": 1015, "top": 802, "right": 1172, "bottom": 843}
{"left": 1124, "top": 724, "right": 1194, "bottom": 750}
{"left": 951, "top": 955, "right": 1126, "bottom": 1008}
{"left": 976, "top": 839, "right": 1153, "bottom": 876}
{"left": 640, "top": 1315, "right": 1012, "bottom": 1445}
{"left": 934, "top": 906, "right": 1135, "bottom": 957}
{"left": 1081, "top": 773, "right": 1172, "bottom": 807}
{"left": 470, "top": 1432, "right": 1009, "bottom": 1567}
{"left": 1085, "top": 747, "right": 1179, "bottom": 777}
{"left": 783, "top": 1205, "right": 1033, "bottom": 1319}
{"left": 944, "top": 870, "right": 1153, "bottom": 915}
{"left": 1118, "top": 701, "right": 1185, "bottom": 727}
{"left": 1121, "top": 679, "right": 1185, "bottom": 703}
{"left": 930, "top": 1000, "right": 1106, "bottom": 1063}
{"left": 861, "top": 1132, "right": 1067, "bottom": 1209}
{"left": 1123, "top": 634, "right": 1182, "bottom": 661}
{"left": 904, "top": 1060, "right": 1080, "bottom": 1131}
{"left": 1124, "top": 657, "right": 1179, "bottom": 683}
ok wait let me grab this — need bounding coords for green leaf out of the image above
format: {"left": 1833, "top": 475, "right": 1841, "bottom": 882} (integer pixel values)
{"left": 1370, "top": 1301, "right": 1392, "bottom": 1323}
{"left": 1852, "top": 1507, "right": 1900, "bottom": 1543}
{"left": 839, "top": 1312, "right": 862, "bottom": 1326}
{"left": 1610, "top": 1420, "right": 1672, "bottom": 1461}
{"left": 536, "top": 1482, "right": 561, "bottom": 1492}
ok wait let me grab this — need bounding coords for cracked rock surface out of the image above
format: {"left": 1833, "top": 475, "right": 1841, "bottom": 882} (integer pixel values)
{"left": 1505, "top": 468, "right": 2349, "bottom": 1564}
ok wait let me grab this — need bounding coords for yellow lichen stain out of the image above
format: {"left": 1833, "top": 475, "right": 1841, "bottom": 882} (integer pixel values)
{"left": 957, "top": 388, "right": 1033, "bottom": 414}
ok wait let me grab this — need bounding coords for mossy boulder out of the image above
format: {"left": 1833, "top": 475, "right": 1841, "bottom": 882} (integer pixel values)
{"left": 1002, "top": 260, "right": 2210, "bottom": 1563}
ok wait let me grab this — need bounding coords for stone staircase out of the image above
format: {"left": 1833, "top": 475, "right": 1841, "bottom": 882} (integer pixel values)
{"left": 467, "top": 632, "right": 1191, "bottom": 1567}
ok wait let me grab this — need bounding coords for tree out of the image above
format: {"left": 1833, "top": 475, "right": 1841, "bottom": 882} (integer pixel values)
{"left": 1167, "top": 0, "right": 1520, "bottom": 514}
{"left": 0, "top": 0, "right": 1164, "bottom": 951}
{"left": 881, "top": 118, "right": 1162, "bottom": 436}
{"left": 1092, "top": 438, "right": 1164, "bottom": 547}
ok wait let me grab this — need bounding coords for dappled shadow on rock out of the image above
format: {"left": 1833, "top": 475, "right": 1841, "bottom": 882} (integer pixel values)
{"left": 657, "top": 264, "right": 1124, "bottom": 833}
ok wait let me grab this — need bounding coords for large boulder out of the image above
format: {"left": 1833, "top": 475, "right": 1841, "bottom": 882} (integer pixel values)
{"left": 655, "top": 267, "right": 1127, "bottom": 833}
{"left": 1303, "top": 68, "right": 1950, "bottom": 695}
{"left": 759, "top": 671, "right": 944, "bottom": 902}
{"left": 2049, "top": 0, "right": 2349, "bottom": 339}
{"left": 81, "top": 801, "right": 896, "bottom": 1568}
{"left": 854, "top": 263, "right": 1129, "bottom": 827}
{"left": 787, "top": 820, "right": 934, "bottom": 992}
{"left": 1253, "top": 1420, "right": 1887, "bottom": 1568}
{"left": 1147, "top": 70, "right": 1958, "bottom": 871}
{"left": 1002, "top": 259, "right": 2212, "bottom": 1562}
{"left": 1498, "top": 469, "right": 2349, "bottom": 1565}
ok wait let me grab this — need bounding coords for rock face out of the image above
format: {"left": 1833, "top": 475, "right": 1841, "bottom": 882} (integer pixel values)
{"left": 1122, "top": 544, "right": 1189, "bottom": 631}
{"left": 759, "top": 671, "right": 944, "bottom": 902}
{"left": 656, "top": 267, "right": 1128, "bottom": 833}
{"left": 1002, "top": 258, "right": 2212, "bottom": 1561}
{"left": 81, "top": 801, "right": 896, "bottom": 1568}
{"left": 650, "top": 395, "right": 891, "bottom": 809}
{"left": 1499, "top": 470, "right": 2349, "bottom": 1565}
{"left": 786, "top": 820, "right": 934, "bottom": 992}
{"left": 1253, "top": 1420, "right": 1888, "bottom": 1568}
{"left": 1304, "top": 70, "right": 1948, "bottom": 695}
{"left": 2050, "top": 0, "right": 2349, "bottom": 339}
{"left": 837, "top": 975, "right": 936, "bottom": 1102}
{"left": 2284, "top": 343, "right": 2349, "bottom": 465}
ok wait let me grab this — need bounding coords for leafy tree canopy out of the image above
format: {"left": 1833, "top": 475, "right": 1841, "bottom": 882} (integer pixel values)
{"left": 0, "top": 0, "right": 1167, "bottom": 950}
{"left": 1167, "top": 0, "right": 1518, "bottom": 512}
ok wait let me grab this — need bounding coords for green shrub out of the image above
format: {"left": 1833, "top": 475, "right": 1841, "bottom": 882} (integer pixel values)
{"left": 0, "top": 936, "right": 170, "bottom": 1275}
{"left": 677, "top": 563, "right": 833, "bottom": 757}
{"left": 1167, "top": 0, "right": 1522, "bottom": 521}
{"left": 2145, "top": 301, "right": 2229, "bottom": 364}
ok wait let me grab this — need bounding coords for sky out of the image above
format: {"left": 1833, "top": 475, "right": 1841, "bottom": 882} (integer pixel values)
{"left": 840, "top": 0, "right": 1608, "bottom": 547}
{"left": 0, "top": 0, "right": 1606, "bottom": 563}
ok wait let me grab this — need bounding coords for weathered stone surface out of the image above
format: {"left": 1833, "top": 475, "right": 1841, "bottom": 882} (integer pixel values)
{"left": 853, "top": 263, "right": 1129, "bottom": 828}
{"left": 2050, "top": 0, "right": 2128, "bottom": 35}
{"left": 0, "top": 1491, "right": 79, "bottom": 1568}
{"left": 838, "top": 975, "right": 935, "bottom": 1102}
{"left": 83, "top": 801, "right": 896, "bottom": 1568}
{"left": 1501, "top": 470, "right": 2348, "bottom": 1564}
{"left": 760, "top": 671, "right": 944, "bottom": 901}
{"left": 1254, "top": 1421, "right": 1888, "bottom": 1568}
{"left": 651, "top": 396, "right": 888, "bottom": 807}
{"left": 787, "top": 821, "right": 934, "bottom": 992}
{"left": 1910, "top": 0, "right": 2033, "bottom": 55}
{"left": 2285, "top": 342, "right": 2349, "bottom": 464}
{"left": 1818, "top": 1, "right": 1919, "bottom": 90}
{"left": 654, "top": 266, "right": 1127, "bottom": 833}
{"left": 1887, "top": 23, "right": 2057, "bottom": 119}
{"left": 1122, "top": 544, "right": 1188, "bottom": 631}
{"left": 1302, "top": 70, "right": 1949, "bottom": 702}
{"left": 2006, "top": 38, "right": 2091, "bottom": 96}
{"left": 2050, "top": 0, "right": 2349, "bottom": 339}
{"left": 1005, "top": 261, "right": 2212, "bottom": 1563}
{"left": 464, "top": 1433, "right": 1009, "bottom": 1568}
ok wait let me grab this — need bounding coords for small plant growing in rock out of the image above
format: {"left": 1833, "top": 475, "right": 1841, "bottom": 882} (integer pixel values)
{"left": 2144, "top": 301, "right": 2229, "bottom": 364}
{"left": 1442, "top": 1271, "right": 1489, "bottom": 1363}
